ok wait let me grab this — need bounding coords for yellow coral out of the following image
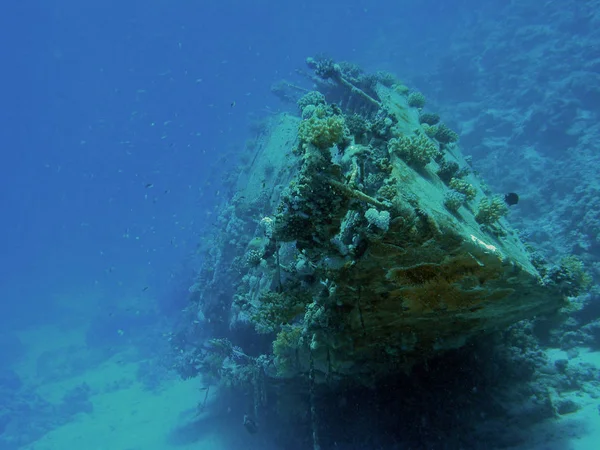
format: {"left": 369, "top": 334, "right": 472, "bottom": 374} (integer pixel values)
{"left": 251, "top": 289, "right": 311, "bottom": 333}
{"left": 388, "top": 131, "right": 439, "bottom": 168}
{"left": 475, "top": 196, "right": 508, "bottom": 225}
{"left": 449, "top": 178, "right": 477, "bottom": 201}
{"left": 273, "top": 326, "right": 303, "bottom": 377}
{"left": 560, "top": 255, "right": 592, "bottom": 290}
{"left": 298, "top": 107, "right": 346, "bottom": 150}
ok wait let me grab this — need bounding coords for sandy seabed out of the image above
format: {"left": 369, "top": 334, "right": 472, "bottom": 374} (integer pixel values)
{"left": 14, "top": 325, "right": 270, "bottom": 450}
{"left": 12, "top": 325, "right": 600, "bottom": 450}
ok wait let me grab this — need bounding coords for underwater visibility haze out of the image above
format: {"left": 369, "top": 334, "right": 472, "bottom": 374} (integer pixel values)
{"left": 1, "top": 1, "right": 599, "bottom": 449}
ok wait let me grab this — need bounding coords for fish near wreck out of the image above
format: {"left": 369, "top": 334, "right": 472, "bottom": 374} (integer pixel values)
{"left": 243, "top": 414, "right": 258, "bottom": 434}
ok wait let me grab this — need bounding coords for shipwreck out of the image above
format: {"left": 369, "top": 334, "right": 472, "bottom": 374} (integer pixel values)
{"left": 170, "top": 56, "right": 582, "bottom": 448}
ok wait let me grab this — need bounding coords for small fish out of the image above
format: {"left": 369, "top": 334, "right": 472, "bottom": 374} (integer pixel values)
{"left": 231, "top": 101, "right": 236, "bottom": 108}
{"left": 504, "top": 192, "right": 519, "bottom": 206}
{"left": 243, "top": 415, "right": 258, "bottom": 434}
{"left": 145, "top": 183, "right": 154, "bottom": 189}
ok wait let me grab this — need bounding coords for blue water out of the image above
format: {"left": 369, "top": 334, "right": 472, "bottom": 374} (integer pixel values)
{"left": 1, "top": 1, "right": 599, "bottom": 449}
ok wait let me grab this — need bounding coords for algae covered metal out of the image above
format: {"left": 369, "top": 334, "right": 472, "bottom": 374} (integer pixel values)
{"left": 174, "top": 57, "right": 575, "bottom": 389}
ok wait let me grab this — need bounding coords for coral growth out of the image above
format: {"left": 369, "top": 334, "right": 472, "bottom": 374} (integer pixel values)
{"left": 407, "top": 91, "right": 426, "bottom": 108}
{"left": 388, "top": 132, "right": 440, "bottom": 168}
{"left": 475, "top": 196, "right": 509, "bottom": 225}
{"left": 298, "top": 105, "right": 348, "bottom": 150}
{"left": 444, "top": 190, "right": 467, "bottom": 212}
{"left": 449, "top": 178, "right": 477, "bottom": 201}
{"left": 419, "top": 112, "right": 441, "bottom": 125}
{"left": 388, "top": 133, "right": 439, "bottom": 168}
{"left": 365, "top": 208, "right": 391, "bottom": 232}
{"left": 251, "top": 289, "right": 312, "bottom": 334}
{"left": 430, "top": 123, "right": 460, "bottom": 144}
{"left": 273, "top": 325, "right": 304, "bottom": 377}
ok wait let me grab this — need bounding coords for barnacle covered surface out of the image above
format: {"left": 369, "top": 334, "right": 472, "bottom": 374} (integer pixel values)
{"left": 175, "top": 57, "right": 569, "bottom": 393}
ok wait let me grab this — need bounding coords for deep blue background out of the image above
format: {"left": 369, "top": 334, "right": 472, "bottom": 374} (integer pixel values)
{"left": 1, "top": 0, "right": 473, "bottom": 328}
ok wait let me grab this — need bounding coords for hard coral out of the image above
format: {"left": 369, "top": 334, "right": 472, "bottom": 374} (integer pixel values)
{"left": 365, "top": 208, "right": 391, "bottom": 232}
{"left": 345, "top": 113, "right": 371, "bottom": 142}
{"left": 273, "top": 325, "right": 304, "bottom": 377}
{"left": 444, "top": 190, "right": 467, "bottom": 212}
{"left": 437, "top": 160, "right": 461, "bottom": 184}
{"left": 449, "top": 178, "right": 477, "bottom": 201}
{"left": 419, "top": 112, "right": 441, "bottom": 125}
{"left": 558, "top": 255, "right": 592, "bottom": 291}
{"left": 298, "top": 106, "right": 347, "bottom": 150}
{"left": 475, "top": 196, "right": 509, "bottom": 225}
{"left": 432, "top": 123, "right": 460, "bottom": 144}
{"left": 388, "top": 132, "right": 439, "bottom": 168}
{"left": 407, "top": 91, "right": 426, "bottom": 109}
{"left": 251, "top": 289, "right": 312, "bottom": 334}
{"left": 297, "top": 91, "right": 326, "bottom": 112}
